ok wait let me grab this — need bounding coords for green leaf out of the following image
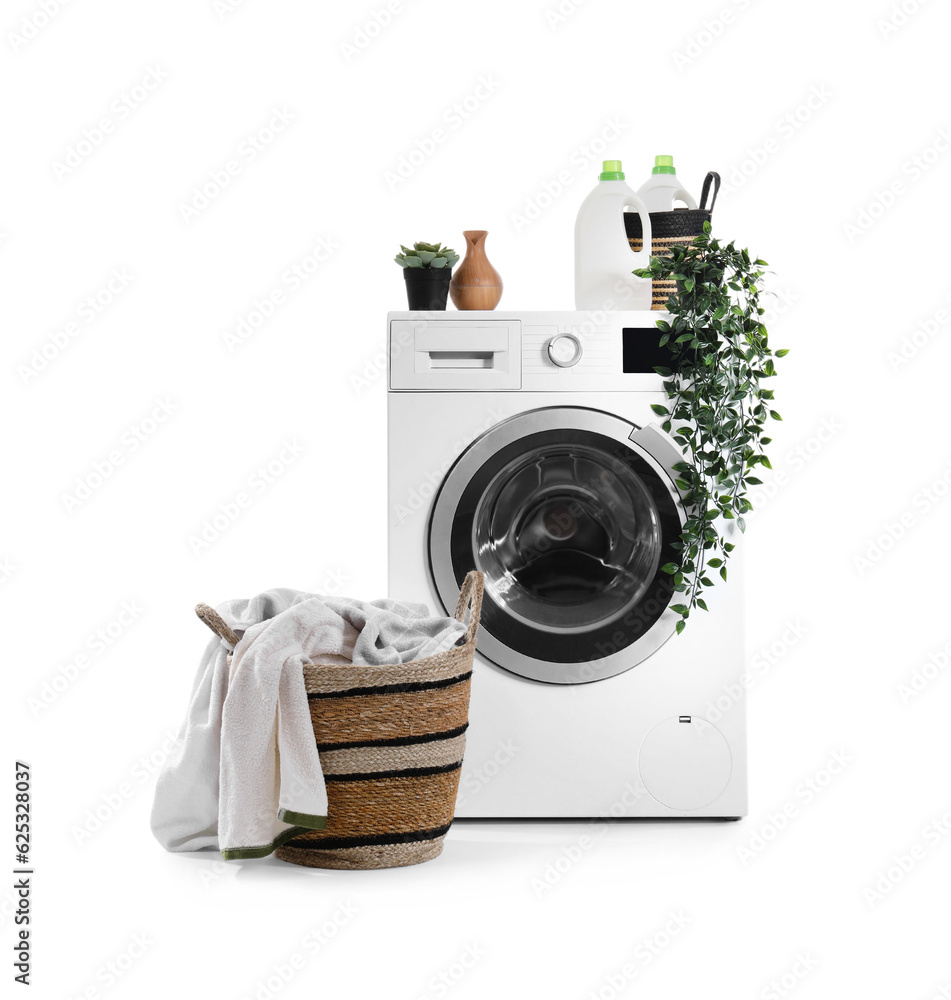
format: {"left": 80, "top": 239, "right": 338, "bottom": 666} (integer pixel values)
{"left": 770, "top": 410, "right": 782, "bottom": 421}
{"left": 630, "top": 233, "right": 776, "bottom": 603}
{"left": 775, "top": 348, "right": 789, "bottom": 357}
{"left": 675, "top": 620, "right": 686, "bottom": 634}
{"left": 661, "top": 562, "right": 679, "bottom": 574}
{"left": 650, "top": 403, "right": 669, "bottom": 416}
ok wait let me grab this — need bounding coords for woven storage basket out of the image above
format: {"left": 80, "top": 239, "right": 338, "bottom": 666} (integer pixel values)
{"left": 625, "top": 171, "right": 720, "bottom": 310}
{"left": 196, "top": 572, "right": 483, "bottom": 871}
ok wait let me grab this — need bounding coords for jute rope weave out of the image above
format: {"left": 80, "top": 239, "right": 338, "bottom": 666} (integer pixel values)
{"left": 625, "top": 171, "right": 721, "bottom": 310}
{"left": 198, "top": 571, "right": 484, "bottom": 871}
{"left": 194, "top": 603, "right": 240, "bottom": 649}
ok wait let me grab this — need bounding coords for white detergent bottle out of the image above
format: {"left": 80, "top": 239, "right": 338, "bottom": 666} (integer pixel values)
{"left": 636, "top": 154, "right": 698, "bottom": 211}
{"left": 574, "top": 160, "right": 653, "bottom": 311}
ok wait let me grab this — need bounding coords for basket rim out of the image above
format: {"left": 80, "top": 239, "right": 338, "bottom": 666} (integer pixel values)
{"left": 301, "top": 644, "right": 475, "bottom": 694}
{"left": 195, "top": 571, "right": 484, "bottom": 660}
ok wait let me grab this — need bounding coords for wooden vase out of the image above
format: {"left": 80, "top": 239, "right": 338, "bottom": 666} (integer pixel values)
{"left": 450, "top": 230, "right": 503, "bottom": 310}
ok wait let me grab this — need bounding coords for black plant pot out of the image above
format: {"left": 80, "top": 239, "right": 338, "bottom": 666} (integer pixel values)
{"left": 403, "top": 267, "right": 452, "bottom": 310}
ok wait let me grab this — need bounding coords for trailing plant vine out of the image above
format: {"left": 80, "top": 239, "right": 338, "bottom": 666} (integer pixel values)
{"left": 634, "top": 223, "right": 786, "bottom": 633}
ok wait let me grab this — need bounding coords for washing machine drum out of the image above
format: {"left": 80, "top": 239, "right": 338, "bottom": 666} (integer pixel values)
{"left": 429, "top": 407, "right": 684, "bottom": 684}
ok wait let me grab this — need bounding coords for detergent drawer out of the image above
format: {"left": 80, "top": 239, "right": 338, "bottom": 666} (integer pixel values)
{"left": 389, "top": 319, "right": 521, "bottom": 390}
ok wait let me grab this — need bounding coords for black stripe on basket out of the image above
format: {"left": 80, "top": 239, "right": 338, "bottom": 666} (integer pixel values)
{"left": 285, "top": 825, "right": 452, "bottom": 852}
{"left": 323, "top": 761, "right": 462, "bottom": 783}
{"left": 316, "top": 722, "right": 468, "bottom": 753}
{"left": 308, "top": 670, "right": 472, "bottom": 701}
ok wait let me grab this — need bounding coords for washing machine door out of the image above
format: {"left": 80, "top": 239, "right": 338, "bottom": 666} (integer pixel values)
{"left": 428, "top": 406, "right": 687, "bottom": 684}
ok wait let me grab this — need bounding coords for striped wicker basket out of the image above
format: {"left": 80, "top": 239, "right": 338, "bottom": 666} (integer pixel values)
{"left": 260, "top": 571, "right": 483, "bottom": 870}
{"left": 625, "top": 170, "right": 721, "bottom": 309}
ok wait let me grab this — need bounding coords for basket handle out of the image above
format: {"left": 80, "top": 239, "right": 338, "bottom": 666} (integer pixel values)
{"left": 699, "top": 171, "right": 721, "bottom": 213}
{"left": 453, "top": 571, "right": 484, "bottom": 645}
{"left": 195, "top": 603, "right": 240, "bottom": 649}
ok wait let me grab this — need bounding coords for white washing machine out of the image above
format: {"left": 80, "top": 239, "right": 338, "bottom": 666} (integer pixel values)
{"left": 387, "top": 310, "right": 746, "bottom": 819}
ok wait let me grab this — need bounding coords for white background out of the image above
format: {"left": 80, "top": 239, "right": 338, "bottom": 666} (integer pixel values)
{"left": 4, "top": 0, "right": 951, "bottom": 997}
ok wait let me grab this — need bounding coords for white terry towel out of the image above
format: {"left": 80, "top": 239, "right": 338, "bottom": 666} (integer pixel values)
{"left": 150, "top": 588, "right": 467, "bottom": 860}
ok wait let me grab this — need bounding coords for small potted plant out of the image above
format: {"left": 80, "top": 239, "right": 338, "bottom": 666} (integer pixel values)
{"left": 395, "top": 242, "right": 459, "bottom": 310}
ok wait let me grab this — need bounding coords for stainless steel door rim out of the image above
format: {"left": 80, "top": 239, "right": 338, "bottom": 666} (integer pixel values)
{"left": 428, "top": 407, "right": 687, "bottom": 684}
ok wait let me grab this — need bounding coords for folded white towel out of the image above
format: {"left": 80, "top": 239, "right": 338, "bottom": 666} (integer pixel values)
{"left": 151, "top": 588, "right": 466, "bottom": 859}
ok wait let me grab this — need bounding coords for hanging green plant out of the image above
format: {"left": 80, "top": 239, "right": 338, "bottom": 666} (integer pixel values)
{"left": 634, "top": 223, "right": 787, "bottom": 633}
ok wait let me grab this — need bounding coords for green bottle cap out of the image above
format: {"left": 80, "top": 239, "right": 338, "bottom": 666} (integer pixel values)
{"left": 652, "top": 155, "right": 676, "bottom": 175}
{"left": 599, "top": 159, "right": 624, "bottom": 180}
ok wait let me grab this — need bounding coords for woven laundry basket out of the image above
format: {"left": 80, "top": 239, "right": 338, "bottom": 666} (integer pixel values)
{"left": 199, "top": 571, "right": 483, "bottom": 871}
{"left": 625, "top": 171, "right": 721, "bottom": 309}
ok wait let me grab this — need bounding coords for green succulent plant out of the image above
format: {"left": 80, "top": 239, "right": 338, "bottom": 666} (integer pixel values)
{"left": 394, "top": 242, "right": 460, "bottom": 269}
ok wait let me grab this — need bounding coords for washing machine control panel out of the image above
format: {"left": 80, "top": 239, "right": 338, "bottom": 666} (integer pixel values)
{"left": 388, "top": 311, "right": 669, "bottom": 391}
